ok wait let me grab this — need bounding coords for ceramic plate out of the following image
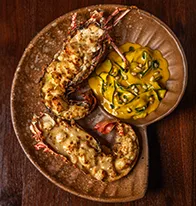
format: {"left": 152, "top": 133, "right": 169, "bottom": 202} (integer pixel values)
{"left": 11, "top": 5, "right": 187, "bottom": 202}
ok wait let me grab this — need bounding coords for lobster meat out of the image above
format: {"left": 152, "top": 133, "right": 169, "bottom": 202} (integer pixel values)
{"left": 30, "top": 113, "right": 139, "bottom": 182}
{"left": 41, "top": 8, "right": 130, "bottom": 120}
{"left": 30, "top": 7, "right": 140, "bottom": 182}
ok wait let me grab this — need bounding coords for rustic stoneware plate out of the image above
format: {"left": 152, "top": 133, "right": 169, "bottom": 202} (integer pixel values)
{"left": 11, "top": 5, "right": 187, "bottom": 202}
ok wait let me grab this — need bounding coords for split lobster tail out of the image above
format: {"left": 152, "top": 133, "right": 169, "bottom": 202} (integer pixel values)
{"left": 30, "top": 113, "right": 139, "bottom": 182}
{"left": 41, "top": 8, "right": 131, "bottom": 121}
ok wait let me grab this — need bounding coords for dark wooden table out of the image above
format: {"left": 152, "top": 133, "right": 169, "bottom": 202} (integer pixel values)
{"left": 1, "top": 0, "right": 196, "bottom": 205}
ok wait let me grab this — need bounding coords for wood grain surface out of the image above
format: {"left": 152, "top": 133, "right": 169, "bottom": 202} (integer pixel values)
{"left": 0, "top": 0, "right": 196, "bottom": 205}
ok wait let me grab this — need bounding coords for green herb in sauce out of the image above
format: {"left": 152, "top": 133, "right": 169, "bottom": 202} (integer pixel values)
{"left": 89, "top": 42, "right": 169, "bottom": 120}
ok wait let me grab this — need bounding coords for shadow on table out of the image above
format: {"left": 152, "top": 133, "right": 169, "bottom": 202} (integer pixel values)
{"left": 147, "top": 124, "right": 163, "bottom": 191}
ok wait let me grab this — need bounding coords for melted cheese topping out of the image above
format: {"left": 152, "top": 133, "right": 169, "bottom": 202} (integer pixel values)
{"left": 31, "top": 113, "right": 139, "bottom": 182}
{"left": 41, "top": 24, "right": 104, "bottom": 120}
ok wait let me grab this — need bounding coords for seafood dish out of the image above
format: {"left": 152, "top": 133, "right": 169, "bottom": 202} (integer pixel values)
{"left": 10, "top": 2, "right": 188, "bottom": 201}
{"left": 30, "top": 113, "right": 139, "bottom": 182}
{"left": 41, "top": 8, "right": 130, "bottom": 121}
{"left": 30, "top": 7, "right": 168, "bottom": 182}
{"left": 29, "top": 7, "right": 142, "bottom": 182}
{"left": 30, "top": 7, "right": 141, "bottom": 182}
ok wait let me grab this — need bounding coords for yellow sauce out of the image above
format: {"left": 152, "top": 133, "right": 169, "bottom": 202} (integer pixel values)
{"left": 89, "top": 42, "right": 169, "bottom": 119}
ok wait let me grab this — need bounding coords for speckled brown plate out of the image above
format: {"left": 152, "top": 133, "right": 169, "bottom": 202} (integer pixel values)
{"left": 11, "top": 5, "right": 187, "bottom": 202}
